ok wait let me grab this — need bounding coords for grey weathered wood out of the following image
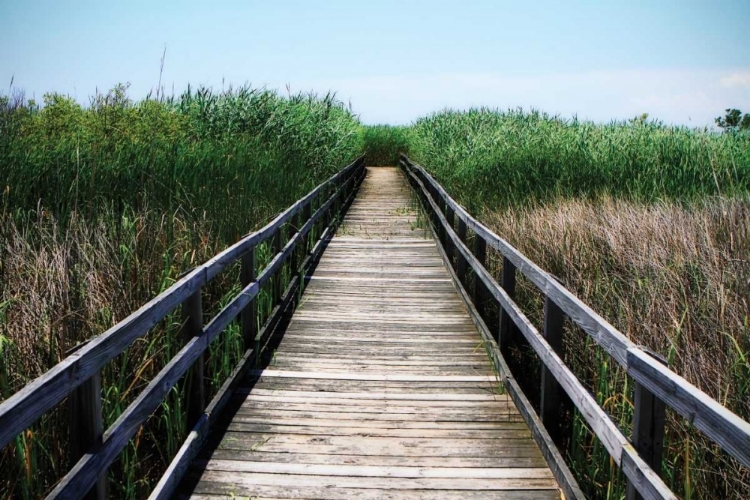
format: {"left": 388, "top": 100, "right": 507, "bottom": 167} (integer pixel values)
{"left": 181, "top": 288, "right": 205, "bottom": 428}
{"left": 272, "top": 229, "right": 283, "bottom": 305}
{"left": 68, "top": 370, "right": 106, "bottom": 500}
{"left": 540, "top": 296, "right": 567, "bottom": 444}
{"left": 457, "top": 218, "right": 468, "bottom": 285}
{"left": 444, "top": 206, "right": 455, "bottom": 265}
{"left": 498, "top": 257, "right": 516, "bottom": 350}
{"left": 240, "top": 247, "right": 257, "bottom": 351}
{"left": 627, "top": 348, "right": 750, "bottom": 469}
{"left": 627, "top": 352, "right": 667, "bottom": 500}
{"left": 622, "top": 446, "right": 677, "bottom": 500}
{"left": 472, "top": 234, "right": 487, "bottom": 318}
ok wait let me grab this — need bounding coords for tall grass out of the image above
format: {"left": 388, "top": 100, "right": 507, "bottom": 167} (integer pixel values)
{"left": 361, "top": 125, "right": 410, "bottom": 165}
{"left": 408, "top": 108, "right": 750, "bottom": 211}
{"left": 404, "top": 108, "right": 750, "bottom": 499}
{"left": 0, "top": 84, "right": 361, "bottom": 498}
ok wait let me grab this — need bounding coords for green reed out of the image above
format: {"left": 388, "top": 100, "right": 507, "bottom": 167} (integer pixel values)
{"left": 0, "top": 84, "right": 361, "bottom": 498}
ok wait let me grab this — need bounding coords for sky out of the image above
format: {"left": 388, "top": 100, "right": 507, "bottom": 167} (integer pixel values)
{"left": 2, "top": 0, "right": 750, "bottom": 126}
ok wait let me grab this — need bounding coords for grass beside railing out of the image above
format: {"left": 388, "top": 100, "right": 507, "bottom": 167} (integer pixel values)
{"left": 404, "top": 108, "right": 750, "bottom": 499}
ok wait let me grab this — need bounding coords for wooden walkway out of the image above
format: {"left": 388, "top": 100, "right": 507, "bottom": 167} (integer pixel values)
{"left": 178, "top": 167, "right": 560, "bottom": 499}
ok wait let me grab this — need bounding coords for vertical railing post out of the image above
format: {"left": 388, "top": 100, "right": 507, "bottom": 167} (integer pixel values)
{"left": 302, "top": 203, "right": 312, "bottom": 261}
{"left": 272, "top": 229, "right": 282, "bottom": 306}
{"left": 445, "top": 206, "right": 455, "bottom": 267}
{"left": 181, "top": 287, "right": 204, "bottom": 429}
{"left": 627, "top": 354, "right": 667, "bottom": 500}
{"left": 290, "top": 212, "right": 300, "bottom": 276}
{"left": 473, "top": 235, "right": 487, "bottom": 319}
{"left": 498, "top": 257, "right": 517, "bottom": 350}
{"left": 457, "top": 219, "right": 468, "bottom": 286}
{"left": 240, "top": 247, "right": 257, "bottom": 352}
{"left": 540, "top": 296, "right": 569, "bottom": 444}
{"left": 69, "top": 370, "right": 106, "bottom": 500}
{"left": 434, "top": 188, "right": 446, "bottom": 246}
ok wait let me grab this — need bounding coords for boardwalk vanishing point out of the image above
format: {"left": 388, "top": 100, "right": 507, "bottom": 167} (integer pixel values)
{"left": 177, "top": 167, "right": 562, "bottom": 499}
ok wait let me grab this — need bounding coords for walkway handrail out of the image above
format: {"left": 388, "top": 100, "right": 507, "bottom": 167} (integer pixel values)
{"left": 400, "top": 153, "right": 750, "bottom": 500}
{"left": 0, "top": 156, "right": 366, "bottom": 499}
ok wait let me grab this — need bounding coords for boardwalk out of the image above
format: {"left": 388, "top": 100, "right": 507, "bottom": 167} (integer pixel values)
{"left": 178, "top": 167, "right": 560, "bottom": 499}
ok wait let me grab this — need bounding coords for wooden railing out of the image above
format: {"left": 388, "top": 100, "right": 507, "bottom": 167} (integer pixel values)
{"left": 0, "top": 156, "right": 366, "bottom": 500}
{"left": 400, "top": 154, "right": 750, "bottom": 500}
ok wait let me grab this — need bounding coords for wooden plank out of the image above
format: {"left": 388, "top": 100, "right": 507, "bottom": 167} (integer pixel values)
{"left": 240, "top": 388, "right": 506, "bottom": 401}
{"left": 193, "top": 459, "right": 553, "bottom": 479}
{"left": 224, "top": 415, "right": 523, "bottom": 429}
{"left": 253, "top": 370, "right": 498, "bottom": 382}
{"left": 199, "top": 450, "right": 547, "bottom": 468}
{"left": 224, "top": 423, "right": 529, "bottom": 439}
{"left": 184, "top": 470, "right": 558, "bottom": 490}
{"left": 180, "top": 486, "right": 561, "bottom": 500}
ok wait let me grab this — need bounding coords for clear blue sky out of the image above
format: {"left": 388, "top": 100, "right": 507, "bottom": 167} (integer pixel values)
{"left": 2, "top": 0, "right": 750, "bottom": 126}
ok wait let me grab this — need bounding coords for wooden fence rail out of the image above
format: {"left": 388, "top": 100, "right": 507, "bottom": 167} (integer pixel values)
{"left": 0, "top": 156, "right": 365, "bottom": 500}
{"left": 400, "top": 153, "right": 750, "bottom": 500}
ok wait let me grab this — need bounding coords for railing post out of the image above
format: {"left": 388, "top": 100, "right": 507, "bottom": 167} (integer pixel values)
{"left": 240, "top": 247, "right": 257, "bottom": 352}
{"left": 540, "top": 296, "right": 569, "bottom": 444}
{"left": 627, "top": 353, "right": 667, "bottom": 500}
{"left": 272, "top": 229, "right": 282, "bottom": 306}
{"left": 434, "top": 189, "right": 446, "bottom": 246}
{"left": 445, "top": 206, "right": 455, "bottom": 266}
{"left": 498, "top": 257, "right": 517, "bottom": 350}
{"left": 473, "top": 235, "right": 487, "bottom": 319}
{"left": 457, "top": 219, "right": 468, "bottom": 285}
{"left": 181, "top": 287, "right": 204, "bottom": 429}
{"left": 290, "top": 212, "right": 300, "bottom": 275}
{"left": 302, "top": 204, "right": 312, "bottom": 260}
{"left": 69, "top": 370, "right": 106, "bottom": 500}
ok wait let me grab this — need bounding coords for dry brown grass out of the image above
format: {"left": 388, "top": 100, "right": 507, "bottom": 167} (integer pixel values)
{"left": 0, "top": 209, "right": 221, "bottom": 387}
{"left": 481, "top": 195, "right": 750, "bottom": 498}
{"left": 0, "top": 208, "right": 231, "bottom": 497}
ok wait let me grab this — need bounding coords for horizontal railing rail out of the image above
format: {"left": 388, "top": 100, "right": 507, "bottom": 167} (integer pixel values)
{"left": 400, "top": 153, "right": 750, "bottom": 500}
{"left": 0, "top": 156, "right": 366, "bottom": 499}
